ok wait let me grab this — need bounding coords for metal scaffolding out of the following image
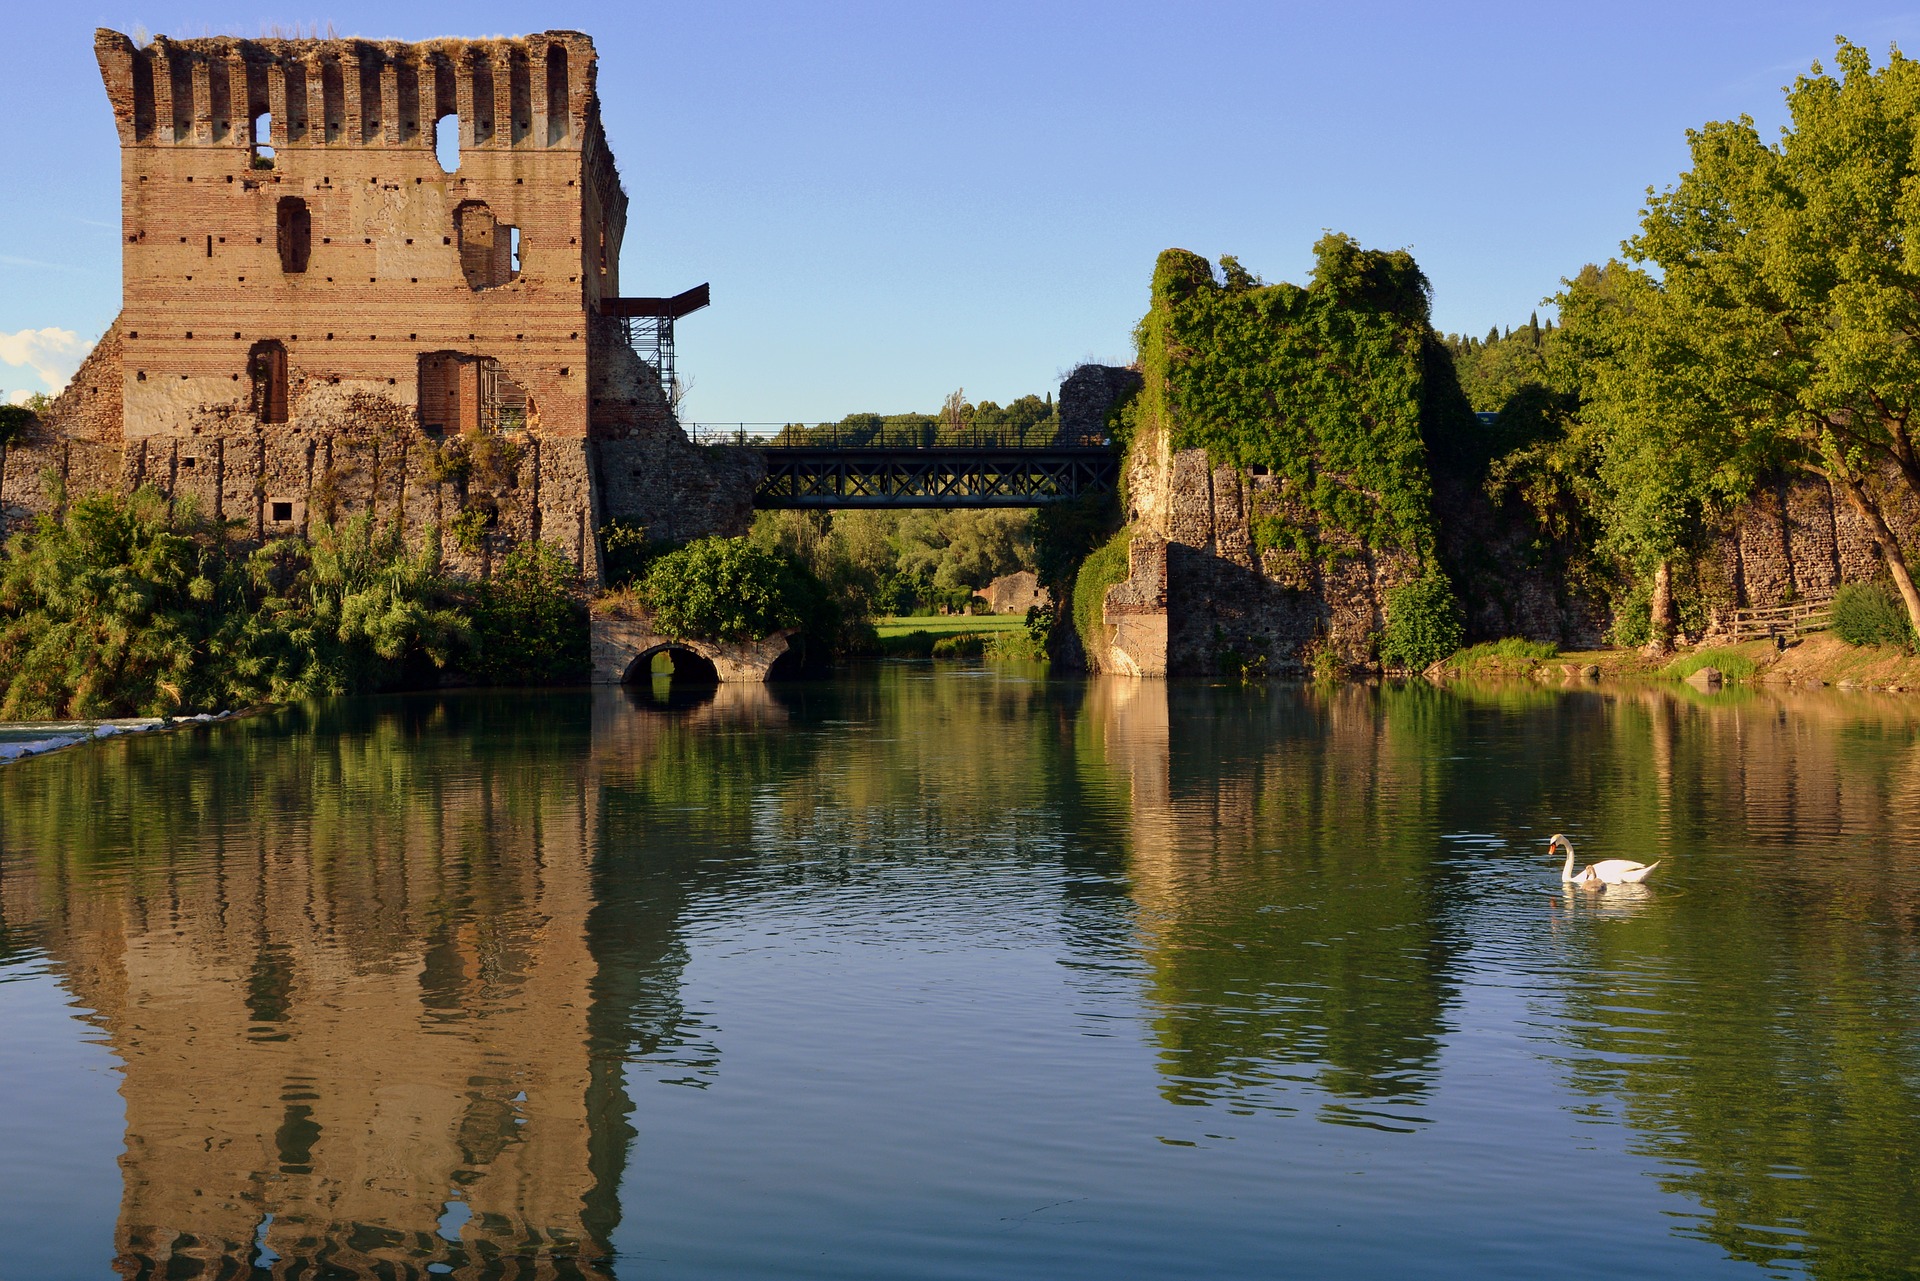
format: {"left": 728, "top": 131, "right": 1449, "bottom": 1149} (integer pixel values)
{"left": 601, "top": 284, "right": 710, "bottom": 410}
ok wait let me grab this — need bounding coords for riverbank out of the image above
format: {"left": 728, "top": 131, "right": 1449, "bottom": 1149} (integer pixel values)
{"left": 0, "top": 711, "right": 243, "bottom": 764}
{"left": 1430, "top": 632, "right": 1920, "bottom": 693}
{"left": 873, "top": 614, "right": 1031, "bottom": 659}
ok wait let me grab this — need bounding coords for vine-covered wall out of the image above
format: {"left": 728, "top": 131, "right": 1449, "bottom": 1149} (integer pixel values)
{"left": 1136, "top": 237, "right": 1455, "bottom": 564}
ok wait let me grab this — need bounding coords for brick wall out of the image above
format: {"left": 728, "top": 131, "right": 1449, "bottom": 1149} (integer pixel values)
{"left": 3, "top": 28, "right": 757, "bottom": 573}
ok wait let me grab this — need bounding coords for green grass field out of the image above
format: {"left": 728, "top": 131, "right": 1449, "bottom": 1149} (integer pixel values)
{"left": 874, "top": 615, "right": 1024, "bottom": 639}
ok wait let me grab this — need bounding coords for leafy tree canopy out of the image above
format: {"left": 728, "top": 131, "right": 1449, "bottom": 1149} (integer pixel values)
{"left": 641, "top": 536, "right": 830, "bottom": 642}
{"left": 1619, "top": 37, "right": 1920, "bottom": 628}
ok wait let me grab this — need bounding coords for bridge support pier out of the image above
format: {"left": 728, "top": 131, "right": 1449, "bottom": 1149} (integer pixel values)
{"left": 590, "top": 612, "right": 795, "bottom": 684}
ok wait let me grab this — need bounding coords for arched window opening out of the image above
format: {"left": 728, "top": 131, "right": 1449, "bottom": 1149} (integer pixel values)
{"left": 249, "top": 340, "right": 289, "bottom": 424}
{"left": 434, "top": 111, "right": 460, "bottom": 173}
{"left": 251, "top": 111, "right": 275, "bottom": 169}
{"left": 545, "top": 46, "right": 569, "bottom": 144}
{"left": 454, "top": 202, "right": 517, "bottom": 289}
{"left": 276, "top": 197, "right": 310, "bottom": 273}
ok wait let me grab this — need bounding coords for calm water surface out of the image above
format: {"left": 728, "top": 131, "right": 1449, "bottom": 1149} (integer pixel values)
{"left": 2, "top": 670, "right": 1918, "bottom": 1279}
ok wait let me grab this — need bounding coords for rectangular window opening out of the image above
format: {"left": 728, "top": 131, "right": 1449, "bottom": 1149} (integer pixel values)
{"left": 251, "top": 111, "right": 275, "bottom": 169}
{"left": 277, "top": 197, "right": 311, "bottom": 273}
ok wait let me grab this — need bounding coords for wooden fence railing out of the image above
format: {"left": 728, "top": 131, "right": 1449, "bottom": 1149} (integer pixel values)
{"left": 1710, "top": 594, "right": 1834, "bottom": 643}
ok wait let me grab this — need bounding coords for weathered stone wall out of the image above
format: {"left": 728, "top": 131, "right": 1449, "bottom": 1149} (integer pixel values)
{"left": 1098, "top": 441, "right": 1420, "bottom": 677}
{"left": 1714, "top": 475, "right": 1900, "bottom": 609}
{"left": 1432, "top": 474, "right": 1606, "bottom": 649}
{"left": 587, "top": 317, "right": 761, "bottom": 542}
{"left": 1, "top": 323, "right": 128, "bottom": 533}
{"left": 1058, "top": 362, "right": 1141, "bottom": 443}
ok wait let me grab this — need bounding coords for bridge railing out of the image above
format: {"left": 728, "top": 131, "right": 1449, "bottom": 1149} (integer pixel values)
{"left": 681, "top": 422, "right": 1111, "bottom": 450}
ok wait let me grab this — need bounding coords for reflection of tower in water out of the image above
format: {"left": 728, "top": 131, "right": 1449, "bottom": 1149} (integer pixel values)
{"left": 93, "top": 784, "right": 612, "bottom": 1276}
{"left": 1, "top": 692, "right": 787, "bottom": 1279}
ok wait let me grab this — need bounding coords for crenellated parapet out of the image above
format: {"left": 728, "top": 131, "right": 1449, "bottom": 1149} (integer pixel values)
{"left": 92, "top": 28, "right": 600, "bottom": 160}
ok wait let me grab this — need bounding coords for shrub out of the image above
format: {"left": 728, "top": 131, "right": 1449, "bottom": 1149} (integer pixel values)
{"left": 1832, "top": 580, "right": 1916, "bottom": 649}
{"left": 1664, "top": 647, "right": 1759, "bottom": 682}
{"left": 1304, "top": 637, "right": 1342, "bottom": 684}
{"left": 986, "top": 627, "right": 1046, "bottom": 662}
{"left": 1457, "top": 638, "right": 1559, "bottom": 663}
{"left": 931, "top": 632, "right": 989, "bottom": 658}
{"left": 1378, "top": 573, "right": 1464, "bottom": 672}
{"left": 600, "top": 519, "right": 663, "bottom": 588}
{"left": 1072, "top": 527, "right": 1133, "bottom": 662}
{"left": 465, "top": 541, "right": 590, "bottom": 684}
{"left": 641, "top": 536, "right": 830, "bottom": 643}
{"left": 0, "top": 495, "right": 466, "bottom": 716}
{"left": 0, "top": 488, "right": 231, "bottom": 718}
{"left": 238, "top": 516, "right": 467, "bottom": 698}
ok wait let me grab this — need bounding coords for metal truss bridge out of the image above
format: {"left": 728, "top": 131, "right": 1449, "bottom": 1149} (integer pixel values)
{"left": 682, "top": 423, "right": 1120, "bottom": 509}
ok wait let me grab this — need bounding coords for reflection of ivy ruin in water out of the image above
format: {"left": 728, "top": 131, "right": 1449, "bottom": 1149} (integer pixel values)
{"left": 1091, "top": 680, "right": 1470, "bottom": 1122}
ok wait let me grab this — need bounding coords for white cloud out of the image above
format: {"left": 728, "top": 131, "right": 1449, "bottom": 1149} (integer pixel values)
{"left": 0, "top": 327, "right": 90, "bottom": 396}
{"left": 6, "top": 389, "right": 35, "bottom": 406}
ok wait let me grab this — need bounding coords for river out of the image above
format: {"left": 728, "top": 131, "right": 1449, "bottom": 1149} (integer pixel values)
{"left": 1, "top": 669, "right": 1916, "bottom": 1279}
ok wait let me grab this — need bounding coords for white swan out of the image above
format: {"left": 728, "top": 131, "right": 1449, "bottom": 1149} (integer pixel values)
{"left": 1550, "top": 833, "right": 1660, "bottom": 886}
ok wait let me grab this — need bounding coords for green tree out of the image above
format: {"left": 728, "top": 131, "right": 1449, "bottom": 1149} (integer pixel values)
{"left": 1553, "top": 262, "right": 1765, "bottom": 650}
{"left": 642, "top": 536, "right": 828, "bottom": 642}
{"left": 892, "top": 509, "right": 1035, "bottom": 594}
{"left": 235, "top": 515, "right": 466, "bottom": 697}
{"left": 1624, "top": 38, "right": 1920, "bottom": 635}
{"left": 0, "top": 488, "right": 231, "bottom": 717}
{"left": 466, "top": 541, "right": 590, "bottom": 685}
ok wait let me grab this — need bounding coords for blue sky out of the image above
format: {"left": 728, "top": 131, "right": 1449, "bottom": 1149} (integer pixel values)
{"left": 1, "top": 2, "right": 1915, "bottom": 421}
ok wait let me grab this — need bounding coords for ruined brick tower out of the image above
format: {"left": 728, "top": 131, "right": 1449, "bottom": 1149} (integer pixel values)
{"left": 0, "top": 28, "right": 759, "bottom": 574}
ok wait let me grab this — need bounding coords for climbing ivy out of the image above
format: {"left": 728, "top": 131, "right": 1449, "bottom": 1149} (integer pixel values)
{"left": 1136, "top": 236, "right": 1448, "bottom": 561}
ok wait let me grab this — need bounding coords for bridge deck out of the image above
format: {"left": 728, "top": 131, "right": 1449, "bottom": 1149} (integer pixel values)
{"left": 683, "top": 425, "right": 1119, "bottom": 508}
{"left": 754, "top": 446, "right": 1117, "bottom": 508}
